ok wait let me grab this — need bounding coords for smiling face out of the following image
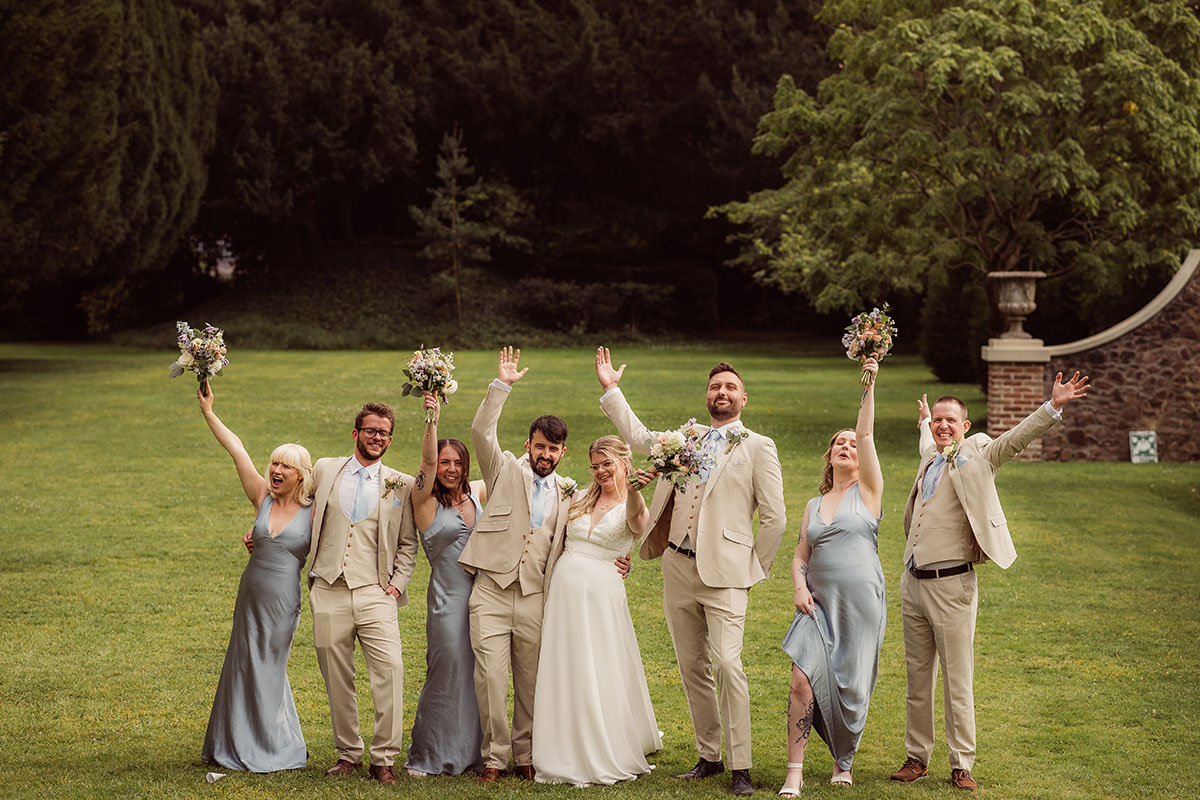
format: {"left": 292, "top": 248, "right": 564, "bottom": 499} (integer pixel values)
{"left": 352, "top": 413, "right": 393, "bottom": 464}
{"left": 589, "top": 451, "right": 626, "bottom": 492}
{"left": 930, "top": 399, "right": 970, "bottom": 450}
{"left": 436, "top": 444, "right": 465, "bottom": 491}
{"left": 706, "top": 370, "right": 747, "bottom": 423}
{"left": 526, "top": 431, "right": 565, "bottom": 477}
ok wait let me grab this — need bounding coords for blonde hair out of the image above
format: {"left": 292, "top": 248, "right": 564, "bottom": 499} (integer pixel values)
{"left": 567, "top": 435, "right": 632, "bottom": 522}
{"left": 818, "top": 428, "right": 855, "bottom": 495}
{"left": 266, "top": 442, "right": 315, "bottom": 506}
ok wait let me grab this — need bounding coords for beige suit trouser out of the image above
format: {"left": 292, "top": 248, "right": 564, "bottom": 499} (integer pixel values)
{"left": 468, "top": 573, "right": 544, "bottom": 769}
{"left": 662, "top": 548, "right": 752, "bottom": 769}
{"left": 900, "top": 568, "right": 978, "bottom": 770}
{"left": 310, "top": 577, "right": 405, "bottom": 766}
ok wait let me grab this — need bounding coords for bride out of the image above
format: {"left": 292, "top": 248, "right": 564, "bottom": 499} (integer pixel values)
{"left": 532, "top": 435, "right": 662, "bottom": 785}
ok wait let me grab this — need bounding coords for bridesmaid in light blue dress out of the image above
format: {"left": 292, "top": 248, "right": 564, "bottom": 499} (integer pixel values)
{"left": 197, "top": 382, "right": 314, "bottom": 772}
{"left": 778, "top": 357, "right": 885, "bottom": 795}
{"left": 404, "top": 393, "right": 486, "bottom": 777}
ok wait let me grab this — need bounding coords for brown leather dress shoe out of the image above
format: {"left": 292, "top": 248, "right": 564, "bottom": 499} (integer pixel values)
{"left": 326, "top": 759, "right": 360, "bottom": 776}
{"left": 677, "top": 758, "right": 725, "bottom": 780}
{"left": 951, "top": 769, "right": 978, "bottom": 791}
{"left": 514, "top": 764, "right": 536, "bottom": 781}
{"left": 368, "top": 764, "right": 398, "bottom": 785}
{"left": 890, "top": 757, "right": 929, "bottom": 782}
{"left": 479, "top": 767, "right": 503, "bottom": 783}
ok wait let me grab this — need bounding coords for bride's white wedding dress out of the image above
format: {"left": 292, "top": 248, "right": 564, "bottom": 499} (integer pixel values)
{"left": 532, "top": 503, "right": 662, "bottom": 785}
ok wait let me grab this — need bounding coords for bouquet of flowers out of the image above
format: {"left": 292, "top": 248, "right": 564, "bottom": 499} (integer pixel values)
{"left": 636, "top": 418, "right": 716, "bottom": 493}
{"left": 401, "top": 346, "right": 458, "bottom": 423}
{"left": 168, "top": 321, "right": 228, "bottom": 396}
{"left": 842, "top": 304, "right": 898, "bottom": 385}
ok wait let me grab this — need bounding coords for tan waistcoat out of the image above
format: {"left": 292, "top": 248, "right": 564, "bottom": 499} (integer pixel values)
{"left": 312, "top": 480, "right": 382, "bottom": 589}
{"left": 904, "top": 469, "right": 979, "bottom": 567}
{"left": 668, "top": 481, "right": 704, "bottom": 547}
{"left": 485, "top": 497, "right": 559, "bottom": 595}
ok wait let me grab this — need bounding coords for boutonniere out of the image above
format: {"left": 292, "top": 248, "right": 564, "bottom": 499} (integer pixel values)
{"left": 724, "top": 429, "right": 749, "bottom": 454}
{"left": 559, "top": 477, "right": 578, "bottom": 500}
{"left": 941, "top": 439, "right": 961, "bottom": 462}
{"left": 383, "top": 476, "right": 405, "bottom": 498}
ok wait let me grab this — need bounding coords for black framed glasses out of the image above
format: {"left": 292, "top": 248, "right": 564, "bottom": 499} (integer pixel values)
{"left": 357, "top": 427, "right": 393, "bottom": 440}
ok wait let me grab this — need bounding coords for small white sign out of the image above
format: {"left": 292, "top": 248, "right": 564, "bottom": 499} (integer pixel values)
{"left": 1129, "top": 431, "right": 1158, "bottom": 463}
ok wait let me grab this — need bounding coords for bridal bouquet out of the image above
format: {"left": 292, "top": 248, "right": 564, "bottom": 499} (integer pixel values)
{"left": 168, "top": 321, "right": 228, "bottom": 396}
{"left": 637, "top": 418, "right": 716, "bottom": 493}
{"left": 401, "top": 346, "right": 458, "bottom": 423}
{"left": 842, "top": 304, "right": 897, "bottom": 385}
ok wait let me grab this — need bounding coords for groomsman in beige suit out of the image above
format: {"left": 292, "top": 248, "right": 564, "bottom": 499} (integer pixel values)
{"left": 458, "top": 347, "right": 574, "bottom": 783}
{"left": 307, "top": 403, "right": 418, "bottom": 785}
{"left": 890, "top": 371, "right": 1088, "bottom": 792}
{"left": 596, "top": 348, "right": 786, "bottom": 796}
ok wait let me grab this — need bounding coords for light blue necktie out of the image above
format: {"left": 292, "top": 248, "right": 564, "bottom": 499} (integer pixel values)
{"left": 921, "top": 454, "right": 946, "bottom": 500}
{"left": 699, "top": 429, "right": 721, "bottom": 483}
{"left": 530, "top": 477, "right": 548, "bottom": 529}
{"left": 351, "top": 466, "right": 371, "bottom": 523}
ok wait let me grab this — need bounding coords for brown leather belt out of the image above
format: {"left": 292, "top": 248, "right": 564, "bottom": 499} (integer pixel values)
{"left": 667, "top": 541, "right": 697, "bottom": 559}
{"left": 909, "top": 563, "right": 972, "bottom": 580}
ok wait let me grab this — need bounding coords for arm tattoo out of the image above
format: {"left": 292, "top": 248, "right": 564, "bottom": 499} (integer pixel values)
{"left": 415, "top": 470, "right": 426, "bottom": 491}
{"left": 799, "top": 562, "right": 810, "bottom": 578}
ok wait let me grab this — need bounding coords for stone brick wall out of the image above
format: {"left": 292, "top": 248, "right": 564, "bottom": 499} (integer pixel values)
{"left": 1040, "top": 266, "right": 1200, "bottom": 462}
{"left": 986, "top": 362, "right": 1046, "bottom": 461}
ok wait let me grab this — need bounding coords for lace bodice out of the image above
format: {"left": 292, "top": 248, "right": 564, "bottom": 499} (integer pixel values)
{"left": 564, "top": 503, "right": 635, "bottom": 561}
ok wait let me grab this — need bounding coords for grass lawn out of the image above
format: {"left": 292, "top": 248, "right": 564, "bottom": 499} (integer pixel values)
{"left": 1, "top": 343, "right": 1197, "bottom": 799}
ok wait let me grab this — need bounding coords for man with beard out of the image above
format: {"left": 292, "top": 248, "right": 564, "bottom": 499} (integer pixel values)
{"left": 458, "top": 346, "right": 581, "bottom": 782}
{"left": 595, "top": 349, "right": 786, "bottom": 796}
{"left": 304, "top": 402, "right": 418, "bottom": 784}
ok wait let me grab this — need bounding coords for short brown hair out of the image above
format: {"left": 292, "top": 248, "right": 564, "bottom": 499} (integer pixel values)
{"left": 355, "top": 402, "right": 395, "bottom": 432}
{"left": 529, "top": 415, "right": 568, "bottom": 445}
{"left": 709, "top": 362, "right": 742, "bottom": 383}
{"left": 933, "top": 395, "right": 968, "bottom": 419}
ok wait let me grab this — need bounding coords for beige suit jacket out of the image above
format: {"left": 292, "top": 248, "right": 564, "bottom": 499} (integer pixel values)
{"left": 601, "top": 388, "right": 786, "bottom": 589}
{"left": 306, "top": 456, "right": 419, "bottom": 604}
{"left": 458, "top": 383, "right": 569, "bottom": 591}
{"left": 902, "top": 404, "right": 1058, "bottom": 569}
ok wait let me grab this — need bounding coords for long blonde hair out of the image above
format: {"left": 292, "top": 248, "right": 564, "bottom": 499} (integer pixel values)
{"left": 818, "top": 428, "right": 855, "bottom": 495}
{"left": 567, "top": 435, "right": 632, "bottom": 522}
{"left": 266, "top": 442, "right": 315, "bottom": 506}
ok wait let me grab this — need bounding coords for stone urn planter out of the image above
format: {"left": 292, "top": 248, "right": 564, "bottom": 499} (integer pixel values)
{"left": 988, "top": 271, "right": 1047, "bottom": 339}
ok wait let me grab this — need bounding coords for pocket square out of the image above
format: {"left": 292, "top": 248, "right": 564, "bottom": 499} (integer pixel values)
{"left": 392, "top": 497, "right": 403, "bottom": 508}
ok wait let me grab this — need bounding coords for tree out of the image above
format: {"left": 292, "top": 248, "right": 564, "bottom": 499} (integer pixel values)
{"left": 0, "top": 0, "right": 216, "bottom": 334}
{"left": 409, "top": 131, "right": 530, "bottom": 327}
{"left": 190, "top": 0, "right": 419, "bottom": 262}
{"left": 717, "top": 0, "right": 1200, "bottom": 370}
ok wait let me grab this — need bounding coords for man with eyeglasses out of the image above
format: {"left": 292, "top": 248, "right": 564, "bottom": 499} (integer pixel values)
{"left": 304, "top": 402, "right": 418, "bottom": 785}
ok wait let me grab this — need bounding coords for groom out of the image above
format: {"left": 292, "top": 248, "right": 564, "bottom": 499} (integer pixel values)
{"left": 890, "top": 371, "right": 1089, "bottom": 791}
{"left": 306, "top": 402, "right": 418, "bottom": 785}
{"left": 458, "top": 346, "right": 574, "bottom": 783}
{"left": 596, "top": 348, "right": 786, "bottom": 796}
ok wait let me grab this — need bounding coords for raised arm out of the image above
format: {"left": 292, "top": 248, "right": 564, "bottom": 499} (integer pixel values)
{"left": 916, "top": 393, "right": 935, "bottom": 457}
{"left": 471, "top": 347, "right": 526, "bottom": 490}
{"left": 855, "top": 357, "right": 883, "bottom": 517}
{"left": 982, "top": 371, "right": 1089, "bottom": 469}
{"left": 792, "top": 504, "right": 815, "bottom": 617}
{"left": 412, "top": 392, "right": 440, "bottom": 531}
{"left": 596, "top": 347, "right": 655, "bottom": 454}
{"left": 197, "top": 382, "right": 266, "bottom": 509}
